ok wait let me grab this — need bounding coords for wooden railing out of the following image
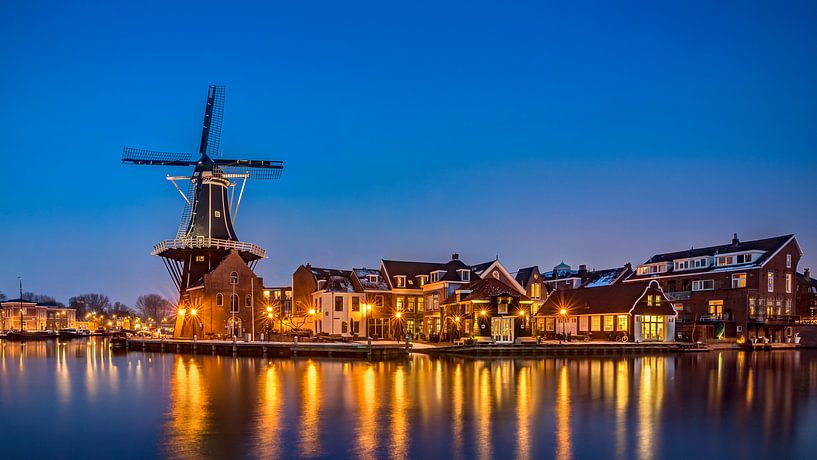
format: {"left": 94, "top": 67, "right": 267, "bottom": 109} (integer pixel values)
{"left": 153, "top": 238, "right": 266, "bottom": 258}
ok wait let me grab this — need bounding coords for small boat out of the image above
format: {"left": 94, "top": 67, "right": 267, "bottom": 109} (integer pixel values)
{"left": 58, "top": 328, "right": 84, "bottom": 339}
{"left": 110, "top": 336, "right": 128, "bottom": 350}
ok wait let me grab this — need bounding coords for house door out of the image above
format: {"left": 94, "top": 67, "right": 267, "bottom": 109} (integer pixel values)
{"left": 641, "top": 315, "right": 664, "bottom": 341}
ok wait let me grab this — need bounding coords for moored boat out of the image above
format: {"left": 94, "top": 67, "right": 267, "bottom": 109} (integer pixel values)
{"left": 4, "top": 330, "right": 57, "bottom": 341}
{"left": 58, "top": 328, "right": 80, "bottom": 339}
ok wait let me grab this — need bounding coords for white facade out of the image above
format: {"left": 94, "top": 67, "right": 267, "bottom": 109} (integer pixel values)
{"left": 311, "top": 291, "right": 365, "bottom": 337}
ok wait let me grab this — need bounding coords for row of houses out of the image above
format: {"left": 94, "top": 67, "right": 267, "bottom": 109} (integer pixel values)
{"left": 290, "top": 233, "right": 814, "bottom": 344}
{"left": 0, "top": 298, "right": 77, "bottom": 332}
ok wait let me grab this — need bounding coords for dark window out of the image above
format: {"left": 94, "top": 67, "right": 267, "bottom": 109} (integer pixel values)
{"left": 335, "top": 297, "right": 344, "bottom": 312}
{"left": 216, "top": 293, "right": 223, "bottom": 306}
{"left": 230, "top": 272, "right": 238, "bottom": 285}
{"left": 352, "top": 297, "right": 360, "bottom": 312}
{"left": 245, "top": 294, "right": 252, "bottom": 307}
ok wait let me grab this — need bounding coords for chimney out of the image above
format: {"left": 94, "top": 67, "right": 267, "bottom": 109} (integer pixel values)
{"left": 806, "top": 268, "right": 811, "bottom": 280}
{"left": 578, "top": 264, "right": 588, "bottom": 280}
{"left": 451, "top": 253, "right": 459, "bottom": 261}
{"left": 732, "top": 233, "right": 740, "bottom": 246}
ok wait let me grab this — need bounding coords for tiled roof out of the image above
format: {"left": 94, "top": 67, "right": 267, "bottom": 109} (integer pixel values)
{"left": 583, "top": 265, "right": 630, "bottom": 288}
{"left": 628, "top": 234, "right": 796, "bottom": 281}
{"left": 382, "top": 257, "right": 475, "bottom": 288}
{"left": 442, "top": 277, "right": 531, "bottom": 305}
{"left": 309, "top": 267, "right": 362, "bottom": 293}
{"left": 515, "top": 266, "right": 536, "bottom": 287}
{"left": 353, "top": 268, "right": 390, "bottom": 291}
{"left": 646, "top": 234, "right": 793, "bottom": 264}
{"left": 538, "top": 280, "right": 675, "bottom": 316}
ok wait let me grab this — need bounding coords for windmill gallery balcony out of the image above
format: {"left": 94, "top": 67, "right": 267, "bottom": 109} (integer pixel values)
{"left": 153, "top": 237, "right": 266, "bottom": 259}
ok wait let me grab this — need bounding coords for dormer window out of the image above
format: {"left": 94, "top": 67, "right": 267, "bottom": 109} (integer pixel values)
{"left": 417, "top": 275, "right": 428, "bottom": 287}
{"left": 430, "top": 270, "right": 445, "bottom": 283}
{"left": 368, "top": 274, "right": 379, "bottom": 283}
{"left": 394, "top": 276, "right": 406, "bottom": 288}
{"left": 317, "top": 280, "right": 326, "bottom": 290}
{"left": 458, "top": 269, "right": 470, "bottom": 282}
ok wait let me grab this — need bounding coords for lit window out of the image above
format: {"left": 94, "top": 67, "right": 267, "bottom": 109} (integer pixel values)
{"left": 395, "top": 276, "right": 406, "bottom": 288}
{"left": 732, "top": 273, "right": 747, "bottom": 288}
{"left": 196, "top": 255, "right": 205, "bottom": 262}
{"left": 417, "top": 297, "right": 424, "bottom": 312}
{"left": 647, "top": 295, "right": 654, "bottom": 306}
{"left": 214, "top": 211, "right": 221, "bottom": 218}
{"left": 375, "top": 295, "right": 384, "bottom": 308}
{"left": 786, "top": 273, "right": 792, "bottom": 293}
{"left": 708, "top": 300, "right": 723, "bottom": 319}
{"left": 617, "top": 315, "right": 628, "bottom": 331}
{"left": 590, "top": 316, "right": 600, "bottom": 332}
{"left": 396, "top": 297, "right": 404, "bottom": 312}
{"left": 767, "top": 272, "right": 774, "bottom": 293}
{"left": 603, "top": 316, "right": 614, "bottom": 331}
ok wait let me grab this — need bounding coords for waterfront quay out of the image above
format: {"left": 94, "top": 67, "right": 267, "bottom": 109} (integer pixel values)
{"left": 125, "top": 337, "right": 411, "bottom": 360}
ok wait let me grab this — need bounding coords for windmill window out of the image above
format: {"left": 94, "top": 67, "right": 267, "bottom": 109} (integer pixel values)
{"left": 230, "top": 272, "right": 238, "bottom": 285}
{"left": 216, "top": 293, "right": 223, "bottom": 307}
{"left": 214, "top": 211, "right": 221, "bottom": 218}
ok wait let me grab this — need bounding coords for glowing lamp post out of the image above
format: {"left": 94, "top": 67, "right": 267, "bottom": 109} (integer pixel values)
{"left": 309, "top": 308, "right": 316, "bottom": 335}
{"left": 559, "top": 308, "right": 567, "bottom": 343}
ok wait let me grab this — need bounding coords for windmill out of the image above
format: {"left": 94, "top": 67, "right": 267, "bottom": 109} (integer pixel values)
{"left": 123, "top": 85, "right": 283, "bottom": 337}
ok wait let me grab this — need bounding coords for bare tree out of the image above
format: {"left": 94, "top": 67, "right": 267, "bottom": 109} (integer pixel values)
{"left": 0, "top": 292, "right": 6, "bottom": 302}
{"left": 22, "top": 292, "right": 65, "bottom": 307}
{"left": 135, "top": 294, "right": 172, "bottom": 320}
{"left": 69, "top": 293, "right": 111, "bottom": 316}
{"left": 110, "top": 301, "right": 132, "bottom": 316}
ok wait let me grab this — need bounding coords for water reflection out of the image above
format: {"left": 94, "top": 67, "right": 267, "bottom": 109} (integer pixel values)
{"left": 2, "top": 339, "right": 817, "bottom": 459}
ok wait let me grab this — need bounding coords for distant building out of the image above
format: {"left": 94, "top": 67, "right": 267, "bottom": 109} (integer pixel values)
{"left": 1, "top": 299, "right": 76, "bottom": 332}
{"left": 796, "top": 269, "right": 817, "bottom": 322}
{"left": 537, "top": 280, "right": 676, "bottom": 342}
{"left": 625, "top": 233, "right": 802, "bottom": 342}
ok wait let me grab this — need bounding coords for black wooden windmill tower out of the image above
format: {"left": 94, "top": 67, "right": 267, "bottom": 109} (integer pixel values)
{"left": 122, "top": 85, "right": 283, "bottom": 337}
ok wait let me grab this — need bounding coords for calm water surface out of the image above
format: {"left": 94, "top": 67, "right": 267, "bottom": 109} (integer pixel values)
{"left": 1, "top": 338, "right": 816, "bottom": 459}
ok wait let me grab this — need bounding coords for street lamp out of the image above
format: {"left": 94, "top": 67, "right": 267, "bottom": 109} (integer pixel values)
{"left": 559, "top": 308, "right": 567, "bottom": 343}
{"left": 308, "top": 308, "right": 316, "bottom": 335}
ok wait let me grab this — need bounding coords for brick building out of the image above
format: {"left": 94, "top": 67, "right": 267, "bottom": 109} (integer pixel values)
{"left": 625, "top": 234, "right": 802, "bottom": 342}
{"left": 176, "top": 250, "right": 266, "bottom": 339}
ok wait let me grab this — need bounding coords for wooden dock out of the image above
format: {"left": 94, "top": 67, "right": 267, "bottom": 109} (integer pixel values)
{"left": 412, "top": 342, "right": 707, "bottom": 358}
{"left": 125, "top": 338, "right": 410, "bottom": 360}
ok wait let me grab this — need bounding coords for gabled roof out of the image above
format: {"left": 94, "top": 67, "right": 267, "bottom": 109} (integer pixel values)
{"left": 470, "top": 261, "right": 495, "bottom": 277}
{"left": 538, "top": 280, "right": 675, "bottom": 316}
{"left": 353, "top": 268, "right": 390, "bottom": 291}
{"left": 442, "top": 277, "right": 532, "bottom": 305}
{"left": 515, "top": 266, "right": 535, "bottom": 287}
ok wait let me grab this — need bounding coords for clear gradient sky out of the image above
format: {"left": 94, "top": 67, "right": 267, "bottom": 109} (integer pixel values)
{"left": 1, "top": 0, "right": 815, "bottom": 306}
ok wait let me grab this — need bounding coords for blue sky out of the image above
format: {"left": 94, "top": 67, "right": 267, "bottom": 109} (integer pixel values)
{"left": 1, "top": 0, "right": 815, "bottom": 305}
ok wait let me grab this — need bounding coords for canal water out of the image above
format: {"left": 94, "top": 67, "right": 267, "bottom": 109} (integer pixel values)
{"left": 1, "top": 339, "right": 816, "bottom": 460}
